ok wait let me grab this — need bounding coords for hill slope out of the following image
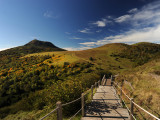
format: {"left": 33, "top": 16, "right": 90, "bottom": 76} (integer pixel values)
{"left": 0, "top": 39, "right": 65, "bottom": 57}
{"left": 1, "top": 42, "right": 160, "bottom": 119}
{"left": 24, "top": 42, "right": 160, "bottom": 73}
{"left": 116, "top": 58, "right": 160, "bottom": 119}
{"left": 112, "top": 42, "right": 160, "bottom": 66}
{"left": 25, "top": 39, "right": 58, "bottom": 48}
{"left": 25, "top": 43, "right": 134, "bottom": 73}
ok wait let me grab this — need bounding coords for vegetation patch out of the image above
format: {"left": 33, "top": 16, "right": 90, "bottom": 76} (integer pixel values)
{"left": 1, "top": 42, "right": 160, "bottom": 119}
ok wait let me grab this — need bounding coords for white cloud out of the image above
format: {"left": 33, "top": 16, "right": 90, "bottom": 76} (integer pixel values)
{"left": 79, "top": 25, "right": 160, "bottom": 46}
{"left": 44, "top": 11, "right": 60, "bottom": 19}
{"left": 78, "top": 0, "right": 160, "bottom": 48}
{"left": 64, "top": 47, "right": 78, "bottom": 51}
{"left": 0, "top": 48, "right": 10, "bottom": 51}
{"left": 96, "top": 21, "right": 106, "bottom": 27}
{"left": 93, "top": 20, "right": 106, "bottom": 27}
{"left": 128, "top": 8, "right": 138, "bottom": 13}
{"left": 79, "top": 28, "right": 91, "bottom": 33}
{"left": 92, "top": 18, "right": 111, "bottom": 27}
{"left": 64, "top": 46, "right": 92, "bottom": 51}
{"left": 115, "top": 15, "right": 131, "bottom": 23}
{"left": 70, "top": 37, "right": 83, "bottom": 40}
{"left": 79, "top": 42, "right": 95, "bottom": 46}
{"left": 115, "top": 1, "right": 160, "bottom": 26}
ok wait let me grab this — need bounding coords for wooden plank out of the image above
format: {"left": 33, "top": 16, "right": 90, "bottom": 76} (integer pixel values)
{"left": 106, "top": 79, "right": 111, "bottom": 86}
{"left": 81, "top": 86, "right": 130, "bottom": 120}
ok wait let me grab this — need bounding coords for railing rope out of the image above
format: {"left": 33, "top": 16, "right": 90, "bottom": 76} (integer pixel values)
{"left": 121, "top": 98, "right": 130, "bottom": 113}
{"left": 124, "top": 80, "right": 160, "bottom": 117}
{"left": 39, "top": 87, "right": 91, "bottom": 120}
{"left": 121, "top": 89, "right": 131, "bottom": 100}
{"left": 91, "top": 85, "right": 94, "bottom": 100}
{"left": 120, "top": 82, "right": 123, "bottom": 103}
{"left": 132, "top": 101, "right": 160, "bottom": 120}
{"left": 40, "top": 77, "right": 102, "bottom": 120}
{"left": 40, "top": 75, "right": 160, "bottom": 120}
{"left": 62, "top": 97, "right": 81, "bottom": 107}
{"left": 113, "top": 81, "right": 160, "bottom": 120}
{"left": 69, "top": 107, "right": 82, "bottom": 120}
{"left": 40, "top": 107, "right": 59, "bottom": 120}
{"left": 101, "top": 75, "right": 105, "bottom": 85}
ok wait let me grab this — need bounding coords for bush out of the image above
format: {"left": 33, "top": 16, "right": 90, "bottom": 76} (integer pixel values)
{"left": 89, "top": 57, "right": 93, "bottom": 61}
{"left": 64, "top": 62, "right": 70, "bottom": 66}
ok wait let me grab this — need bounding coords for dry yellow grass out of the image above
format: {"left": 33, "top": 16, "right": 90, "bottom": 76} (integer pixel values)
{"left": 116, "top": 59, "right": 160, "bottom": 119}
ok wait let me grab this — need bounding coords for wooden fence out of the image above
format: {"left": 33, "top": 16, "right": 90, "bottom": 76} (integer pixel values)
{"left": 113, "top": 81, "right": 160, "bottom": 120}
{"left": 40, "top": 75, "right": 160, "bottom": 120}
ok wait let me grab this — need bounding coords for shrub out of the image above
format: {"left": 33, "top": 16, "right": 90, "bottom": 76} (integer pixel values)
{"left": 89, "top": 57, "right": 93, "bottom": 61}
{"left": 64, "top": 62, "right": 70, "bottom": 66}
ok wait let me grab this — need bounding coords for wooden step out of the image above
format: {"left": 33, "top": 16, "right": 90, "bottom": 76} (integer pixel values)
{"left": 81, "top": 86, "right": 130, "bottom": 120}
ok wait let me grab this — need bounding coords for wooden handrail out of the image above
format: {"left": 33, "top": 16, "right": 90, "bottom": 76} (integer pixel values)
{"left": 40, "top": 76, "right": 103, "bottom": 120}
{"left": 40, "top": 75, "right": 160, "bottom": 120}
{"left": 113, "top": 81, "right": 160, "bottom": 120}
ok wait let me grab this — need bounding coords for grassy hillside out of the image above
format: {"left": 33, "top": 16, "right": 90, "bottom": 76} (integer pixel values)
{"left": 24, "top": 51, "right": 81, "bottom": 66}
{"left": 1, "top": 42, "right": 160, "bottom": 119}
{"left": 0, "top": 54, "right": 106, "bottom": 119}
{"left": 26, "top": 43, "right": 134, "bottom": 74}
{"left": 0, "top": 39, "right": 65, "bottom": 57}
{"left": 112, "top": 42, "right": 160, "bottom": 66}
{"left": 0, "top": 43, "right": 132, "bottom": 119}
{"left": 115, "top": 58, "right": 160, "bottom": 119}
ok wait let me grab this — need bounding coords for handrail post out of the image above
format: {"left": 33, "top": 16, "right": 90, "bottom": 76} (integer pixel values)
{"left": 91, "top": 85, "right": 94, "bottom": 100}
{"left": 81, "top": 93, "right": 85, "bottom": 117}
{"left": 98, "top": 80, "right": 100, "bottom": 87}
{"left": 111, "top": 75, "right": 113, "bottom": 86}
{"left": 56, "top": 101, "right": 63, "bottom": 120}
{"left": 130, "top": 98, "right": 134, "bottom": 120}
{"left": 114, "top": 82, "right": 117, "bottom": 94}
{"left": 101, "top": 79, "right": 103, "bottom": 86}
{"left": 103, "top": 75, "right": 106, "bottom": 86}
{"left": 101, "top": 75, "right": 105, "bottom": 86}
{"left": 120, "top": 83, "right": 123, "bottom": 103}
{"left": 95, "top": 82, "right": 97, "bottom": 91}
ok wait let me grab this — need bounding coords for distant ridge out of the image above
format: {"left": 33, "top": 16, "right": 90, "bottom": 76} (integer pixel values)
{"left": 0, "top": 39, "right": 66, "bottom": 57}
{"left": 132, "top": 42, "right": 158, "bottom": 46}
{"left": 25, "top": 39, "right": 57, "bottom": 48}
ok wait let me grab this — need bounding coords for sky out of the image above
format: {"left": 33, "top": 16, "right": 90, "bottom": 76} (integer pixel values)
{"left": 0, "top": 0, "right": 160, "bottom": 51}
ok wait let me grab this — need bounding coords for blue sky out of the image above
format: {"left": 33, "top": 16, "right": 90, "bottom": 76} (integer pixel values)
{"left": 0, "top": 0, "right": 159, "bottom": 51}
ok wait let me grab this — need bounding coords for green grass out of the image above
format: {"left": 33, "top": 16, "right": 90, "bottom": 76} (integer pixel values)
{"left": 3, "top": 42, "right": 160, "bottom": 119}
{"left": 3, "top": 87, "right": 97, "bottom": 120}
{"left": 24, "top": 51, "right": 82, "bottom": 66}
{"left": 24, "top": 43, "right": 134, "bottom": 74}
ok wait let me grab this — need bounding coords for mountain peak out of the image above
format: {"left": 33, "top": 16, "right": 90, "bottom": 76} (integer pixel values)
{"left": 25, "top": 39, "right": 56, "bottom": 48}
{"left": 0, "top": 39, "right": 65, "bottom": 57}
